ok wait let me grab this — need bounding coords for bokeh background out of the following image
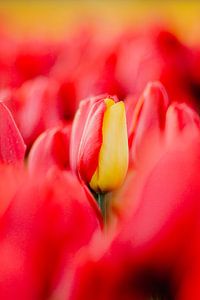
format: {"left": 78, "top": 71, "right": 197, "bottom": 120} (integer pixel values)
{"left": 0, "top": 0, "right": 200, "bottom": 43}
{"left": 1, "top": 0, "right": 200, "bottom": 150}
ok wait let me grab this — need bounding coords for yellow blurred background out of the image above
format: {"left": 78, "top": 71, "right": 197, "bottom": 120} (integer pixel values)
{"left": 0, "top": 1, "right": 200, "bottom": 44}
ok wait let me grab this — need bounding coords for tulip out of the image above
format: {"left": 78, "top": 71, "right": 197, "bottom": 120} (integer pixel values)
{"left": 14, "top": 38, "right": 58, "bottom": 83}
{"left": 127, "top": 81, "right": 170, "bottom": 166}
{"left": 0, "top": 167, "right": 100, "bottom": 299}
{"left": 28, "top": 124, "right": 71, "bottom": 175}
{"left": 8, "top": 76, "right": 62, "bottom": 148}
{"left": 115, "top": 82, "right": 200, "bottom": 219}
{"left": 70, "top": 95, "right": 129, "bottom": 194}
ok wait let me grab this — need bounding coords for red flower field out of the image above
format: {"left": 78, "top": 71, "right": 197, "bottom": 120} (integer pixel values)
{"left": 0, "top": 1, "right": 200, "bottom": 299}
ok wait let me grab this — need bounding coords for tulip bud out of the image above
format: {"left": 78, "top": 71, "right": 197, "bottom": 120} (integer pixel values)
{"left": 165, "top": 102, "right": 200, "bottom": 144}
{"left": 28, "top": 125, "right": 71, "bottom": 174}
{"left": 128, "top": 81, "right": 170, "bottom": 165}
{"left": 70, "top": 95, "right": 129, "bottom": 194}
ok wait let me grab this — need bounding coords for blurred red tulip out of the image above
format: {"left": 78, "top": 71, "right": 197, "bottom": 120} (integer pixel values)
{"left": 28, "top": 124, "right": 71, "bottom": 175}
{"left": 115, "top": 86, "right": 200, "bottom": 218}
{"left": 128, "top": 81, "right": 170, "bottom": 165}
{"left": 8, "top": 76, "right": 63, "bottom": 148}
{"left": 14, "top": 39, "right": 59, "bottom": 83}
{"left": 116, "top": 27, "right": 197, "bottom": 107}
{"left": 0, "top": 168, "right": 100, "bottom": 299}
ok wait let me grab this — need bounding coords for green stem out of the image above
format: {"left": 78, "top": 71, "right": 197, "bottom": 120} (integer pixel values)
{"left": 96, "top": 193, "right": 107, "bottom": 223}
{"left": 97, "top": 193, "right": 103, "bottom": 212}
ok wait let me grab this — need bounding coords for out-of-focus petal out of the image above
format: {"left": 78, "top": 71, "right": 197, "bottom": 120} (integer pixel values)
{"left": 0, "top": 103, "right": 26, "bottom": 164}
{"left": 8, "top": 77, "right": 61, "bottom": 148}
{"left": 28, "top": 125, "right": 71, "bottom": 174}
{"left": 129, "top": 81, "right": 170, "bottom": 164}
{"left": 0, "top": 169, "right": 100, "bottom": 299}
{"left": 165, "top": 102, "right": 200, "bottom": 144}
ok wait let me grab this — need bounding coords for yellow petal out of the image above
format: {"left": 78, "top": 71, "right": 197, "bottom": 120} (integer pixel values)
{"left": 90, "top": 100, "right": 129, "bottom": 193}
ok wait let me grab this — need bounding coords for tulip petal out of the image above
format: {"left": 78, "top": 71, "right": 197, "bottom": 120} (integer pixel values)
{"left": 165, "top": 103, "right": 200, "bottom": 144}
{"left": 0, "top": 169, "right": 100, "bottom": 299}
{"left": 90, "top": 100, "right": 128, "bottom": 192}
{"left": 129, "top": 81, "right": 169, "bottom": 164}
{"left": 70, "top": 95, "right": 108, "bottom": 181}
{"left": 0, "top": 103, "right": 26, "bottom": 164}
{"left": 70, "top": 98, "right": 92, "bottom": 174}
{"left": 78, "top": 99, "right": 106, "bottom": 183}
{"left": 28, "top": 125, "right": 71, "bottom": 174}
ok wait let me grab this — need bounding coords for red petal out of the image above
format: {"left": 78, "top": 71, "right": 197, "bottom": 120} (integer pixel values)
{"left": 130, "top": 81, "right": 170, "bottom": 164}
{"left": 165, "top": 102, "right": 200, "bottom": 143}
{"left": 28, "top": 125, "right": 71, "bottom": 174}
{"left": 78, "top": 99, "right": 106, "bottom": 183}
{"left": 71, "top": 95, "right": 111, "bottom": 183}
{"left": 0, "top": 103, "right": 26, "bottom": 165}
{"left": 0, "top": 169, "right": 100, "bottom": 299}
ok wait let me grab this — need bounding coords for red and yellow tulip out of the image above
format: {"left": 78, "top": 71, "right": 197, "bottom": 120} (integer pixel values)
{"left": 70, "top": 95, "right": 129, "bottom": 194}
